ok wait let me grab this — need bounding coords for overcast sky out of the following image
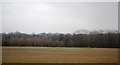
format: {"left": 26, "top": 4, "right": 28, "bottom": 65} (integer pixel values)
{"left": 2, "top": 2, "right": 118, "bottom": 33}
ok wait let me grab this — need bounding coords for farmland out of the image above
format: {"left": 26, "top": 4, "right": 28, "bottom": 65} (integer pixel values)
{"left": 2, "top": 47, "right": 118, "bottom": 63}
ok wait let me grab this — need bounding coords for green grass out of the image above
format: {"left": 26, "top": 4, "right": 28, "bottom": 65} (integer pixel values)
{"left": 2, "top": 47, "right": 118, "bottom": 63}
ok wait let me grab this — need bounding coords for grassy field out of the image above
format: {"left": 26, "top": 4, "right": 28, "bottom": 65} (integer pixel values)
{"left": 2, "top": 47, "right": 118, "bottom": 63}
{"left": 0, "top": 47, "right": 2, "bottom": 64}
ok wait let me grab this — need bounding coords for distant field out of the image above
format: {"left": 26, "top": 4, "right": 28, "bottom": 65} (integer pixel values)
{"left": 2, "top": 47, "right": 118, "bottom": 63}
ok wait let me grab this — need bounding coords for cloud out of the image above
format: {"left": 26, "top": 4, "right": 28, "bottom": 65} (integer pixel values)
{"left": 2, "top": 2, "right": 118, "bottom": 33}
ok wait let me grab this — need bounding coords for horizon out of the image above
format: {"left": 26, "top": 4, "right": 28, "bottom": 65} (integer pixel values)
{"left": 1, "top": 29, "right": 119, "bottom": 34}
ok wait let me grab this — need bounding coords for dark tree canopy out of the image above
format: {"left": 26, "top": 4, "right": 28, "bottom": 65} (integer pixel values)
{"left": 2, "top": 30, "right": 119, "bottom": 48}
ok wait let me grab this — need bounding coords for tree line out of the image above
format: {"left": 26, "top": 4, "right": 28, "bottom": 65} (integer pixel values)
{"left": 2, "top": 30, "right": 120, "bottom": 48}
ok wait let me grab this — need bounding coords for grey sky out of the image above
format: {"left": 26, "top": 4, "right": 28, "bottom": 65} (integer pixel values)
{"left": 2, "top": 2, "right": 118, "bottom": 33}
{"left": 0, "top": 1, "right": 2, "bottom": 33}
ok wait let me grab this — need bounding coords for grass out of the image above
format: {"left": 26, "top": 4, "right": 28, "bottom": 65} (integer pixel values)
{"left": 0, "top": 46, "right": 2, "bottom": 64}
{"left": 2, "top": 47, "right": 118, "bottom": 63}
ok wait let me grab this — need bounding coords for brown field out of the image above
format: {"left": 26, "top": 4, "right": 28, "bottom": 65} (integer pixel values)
{"left": 2, "top": 47, "right": 118, "bottom": 63}
{"left": 0, "top": 47, "right": 2, "bottom": 64}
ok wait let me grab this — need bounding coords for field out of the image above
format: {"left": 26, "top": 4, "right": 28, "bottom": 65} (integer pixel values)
{"left": 2, "top": 47, "right": 118, "bottom": 63}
